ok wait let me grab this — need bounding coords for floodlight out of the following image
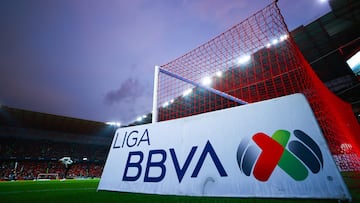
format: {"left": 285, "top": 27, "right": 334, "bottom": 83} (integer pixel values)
{"left": 280, "top": 34, "right": 288, "bottom": 41}
{"left": 216, "top": 71, "right": 222, "bottom": 77}
{"left": 266, "top": 43, "right": 271, "bottom": 48}
{"left": 163, "top": 101, "right": 169, "bottom": 108}
{"left": 201, "top": 76, "right": 212, "bottom": 86}
{"left": 237, "top": 55, "right": 251, "bottom": 64}
{"left": 182, "top": 88, "right": 193, "bottom": 97}
{"left": 347, "top": 51, "right": 360, "bottom": 71}
{"left": 272, "top": 39, "right": 278, "bottom": 45}
{"left": 170, "top": 99, "right": 174, "bottom": 103}
{"left": 106, "top": 121, "right": 121, "bottom": 127}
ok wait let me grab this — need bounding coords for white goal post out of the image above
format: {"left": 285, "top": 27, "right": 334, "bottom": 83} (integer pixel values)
{"left": 36, "top": 173, "right": 59, "bottom": 181}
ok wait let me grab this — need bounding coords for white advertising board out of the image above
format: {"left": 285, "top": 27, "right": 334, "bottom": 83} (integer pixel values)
{"left": 98, "top": 94, "right": 351, "bottom": 200}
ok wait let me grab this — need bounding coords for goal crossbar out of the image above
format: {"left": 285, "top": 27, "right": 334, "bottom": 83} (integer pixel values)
{"left": 152, "top": 66, "right": 248, "bottom": 123}
{"left": 159, "top": 68, "right": 248, "bottom": 105}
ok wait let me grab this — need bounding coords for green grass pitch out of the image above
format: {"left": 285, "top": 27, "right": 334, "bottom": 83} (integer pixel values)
{"left": 0, "top": 173, "right": 358, "bottom": 203}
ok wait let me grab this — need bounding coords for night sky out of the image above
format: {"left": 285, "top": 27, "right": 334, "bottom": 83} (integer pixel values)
{"left": 0, "top": 0, "right": 331, "bottom": 124}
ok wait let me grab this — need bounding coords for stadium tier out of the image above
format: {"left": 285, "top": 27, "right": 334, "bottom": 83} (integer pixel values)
{"left": 0, "top": 105, "right": 113, "bottom": 180}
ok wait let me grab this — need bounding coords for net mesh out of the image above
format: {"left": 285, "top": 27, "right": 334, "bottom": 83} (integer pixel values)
{"left": 156, "top": 2, "right": 360, "bottom": 171}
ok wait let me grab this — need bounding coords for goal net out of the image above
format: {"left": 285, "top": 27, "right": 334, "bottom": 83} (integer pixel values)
{"left": 153, "top": 2, "right": 360, "bottom": 171}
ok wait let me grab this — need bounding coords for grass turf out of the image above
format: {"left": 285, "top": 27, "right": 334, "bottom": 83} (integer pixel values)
{"left": 0, "top": 174, "right": 358, "bottom": 203}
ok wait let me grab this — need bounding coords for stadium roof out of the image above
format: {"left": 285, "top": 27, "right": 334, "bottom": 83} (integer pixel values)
{"left": 0, "top": 105, "right": 112, "bottom": 135}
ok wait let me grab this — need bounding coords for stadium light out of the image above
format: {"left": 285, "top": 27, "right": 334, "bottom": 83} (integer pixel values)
{"left": 237, "top": 55, "right": 251, "bottom": 65}
{"left": 272, "top": 39, "right": 279, "bottom": 45}
{"left": 216, "top": 71, "right": 222, "bottom": 77}
{"left": 280, "top": 34, "right": 288, "bottom": 41}
{"left": 162, "top": 101, "right": 169, "bottom": 108}
{"left": 106, "top": 121, "right": 121, "bottom": 127}
{"left": 347, "top": 51, "right": 360, "bottom": 72}
{"left": 182, "top": 88, "right": 193, "bottom": 97}
{"left": 170, "top": 99, "right": 174, "bottom": 103}
{"left": 201, "top": 76, "right": 212, "bottom": 86}
{"left": 266, "top": 34, "right": 287, "bottom": 49}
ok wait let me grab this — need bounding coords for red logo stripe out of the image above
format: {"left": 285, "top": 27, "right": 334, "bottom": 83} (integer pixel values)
{"left": 252, "top": 133, "right": 284, "bottom": 181}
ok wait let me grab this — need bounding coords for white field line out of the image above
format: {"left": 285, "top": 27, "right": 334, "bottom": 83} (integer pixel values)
{"left": 0, "top": 187, "right": 97, "bottom": 195}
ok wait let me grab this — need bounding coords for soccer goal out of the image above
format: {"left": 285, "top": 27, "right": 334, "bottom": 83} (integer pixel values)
{"left": 36, "top": 173, "right": 59, "bottom": 181}
{"left": 151, "top": 1, "right": 360, "bottom": 170}
{"left": 151, "top": 2, "right": 294, "bottom": 124}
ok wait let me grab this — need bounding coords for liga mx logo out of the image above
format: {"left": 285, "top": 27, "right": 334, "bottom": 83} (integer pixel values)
{"left": 237, "top": 129, "right": 323, "bottom": 181}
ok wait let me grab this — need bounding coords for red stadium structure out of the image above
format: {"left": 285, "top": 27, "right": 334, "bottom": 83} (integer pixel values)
{"left": 153, "top": 2, "right": 360, "bottom": 171}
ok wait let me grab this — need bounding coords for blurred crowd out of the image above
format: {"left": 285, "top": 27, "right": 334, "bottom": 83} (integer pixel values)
{"left": 0, "top": 137, "right": 108, "bottom": 180}
{"left": 1, "top": 161, "right": 103, "bottom": 180}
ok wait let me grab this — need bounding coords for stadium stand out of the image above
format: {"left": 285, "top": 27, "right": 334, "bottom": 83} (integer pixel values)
{"left": 0, "top": 106, "right": 113, "bottom": 180}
